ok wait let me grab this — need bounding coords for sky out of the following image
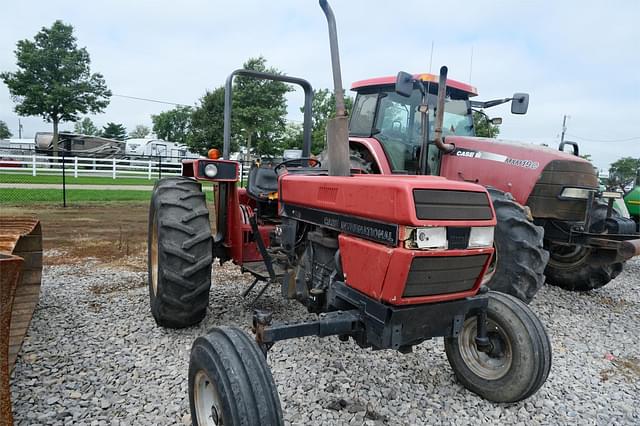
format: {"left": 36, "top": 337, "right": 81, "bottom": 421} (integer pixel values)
{"left": 1, "top": 0, "right": 639, "bottom": 171}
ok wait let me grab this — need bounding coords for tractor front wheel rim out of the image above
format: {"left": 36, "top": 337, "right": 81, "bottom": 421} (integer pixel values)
{"left": 458, "top": 316, "right": 512, "bottom": 380}
{"left": 194, "top": 370, "right": 224, "bottom": 425}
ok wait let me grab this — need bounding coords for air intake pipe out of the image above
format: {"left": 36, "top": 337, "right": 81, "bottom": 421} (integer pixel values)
{"left": 319, "top": 0, "right": 350, "bottom": 176}
{"left": 434, "top": 66, "right": 455, "bottom": 153}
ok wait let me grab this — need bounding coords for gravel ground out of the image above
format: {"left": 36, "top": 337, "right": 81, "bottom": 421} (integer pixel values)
{"left": 10, "top": 257, "right": 640, "bottom": 425}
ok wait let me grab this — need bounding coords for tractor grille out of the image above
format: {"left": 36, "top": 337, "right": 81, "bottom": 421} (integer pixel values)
{"left": 413, "top": 189, "right": 492, "bottom": 221}
{"left": 527, "top": 160, "right": 598, "bottom": 221}
{"left": 403, "top": 254, "right": 489, "bottom": 298}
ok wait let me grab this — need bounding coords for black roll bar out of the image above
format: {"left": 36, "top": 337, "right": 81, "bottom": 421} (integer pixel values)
{"left": 222, "top": 69, "right": 313, "bottom": 159}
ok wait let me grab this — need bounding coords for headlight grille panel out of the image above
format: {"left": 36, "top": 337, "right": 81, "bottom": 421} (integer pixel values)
{"left": 413, "top": 189, "right": 492, "bottom": 220}
{"left": 403, "top": 254, "right": 489, "bottom": 297}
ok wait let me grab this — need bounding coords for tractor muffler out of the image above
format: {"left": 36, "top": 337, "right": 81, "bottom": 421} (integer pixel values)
{"left": 320, "top": 0, "right": 350, "bottom": 177}
{"left": 0, "top": 218, "right": 43, "bottom": 426}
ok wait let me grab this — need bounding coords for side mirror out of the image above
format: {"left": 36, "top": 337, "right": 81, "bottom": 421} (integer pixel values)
{"left": 490, "top": 117, "right": 503, "bottom": 125}
{"left": 395, "top": 71, "right": 414, "bottom": 97}
{"left": 511, "top": 93, "right": 529, "bottom": 115}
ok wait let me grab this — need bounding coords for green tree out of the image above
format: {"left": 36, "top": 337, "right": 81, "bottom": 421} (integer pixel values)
{"left": 579, "top": 153, "right": 592, "bottom": 162}
{"left": 234, "top": 56, "right": 291, "bottom": 157}
{"left": 0, "top": 120, "right": 12, "bottom": 139}
{"left": 608, "top": 157, "right": 640, "bottom": 190}
{"left": 152, "top": 106, "right": 192, "bottom": 144}
{"left": 188, "top": 88, "right": 226, "bottom": 155}
{"left": 101, "top": 122, "right": 127, "bottom": 140}
{"left": 129, "top": 124, "right": 150, "bottom": 138}
{"left": 1, "top": 21, "right": 110, "bottom": 155}
{"left": 301, "top": 88, "right": 353, "bottom": 154}
{"left": 74, "top": 117, "right": 99, "bottom": 135}
{"left": 275, "top": 122, "right": 304, "bottom": 153}
{"left": 472, "top": 110, "right": 500, "bottom": 138}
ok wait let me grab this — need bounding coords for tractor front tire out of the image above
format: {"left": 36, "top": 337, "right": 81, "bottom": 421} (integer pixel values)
{"left": 148, "top": 177, "right": 212, "bottom": 328}
{"left": 444, "top": 291, "right": 552, "bottom": 403}
{"left": 545, "top": 202, "right": 624, "bottom": 291}
{"left": 189, "top": 327, "right": 283, "bottom": 426}
{"left": 484, "top": 189, "right": 549, "bottom": 303}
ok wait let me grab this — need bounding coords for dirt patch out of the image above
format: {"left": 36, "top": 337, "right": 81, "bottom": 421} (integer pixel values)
{"left": 591, "top": 294, "right": 631, "bottom": 313}
{"left": 2, "top": 203, "right": 149, "bottom": 269}
{"left": 90, "top": 275, "right": 146, "bottom": 295}
{"left": 600, "top": 356, "right": 640, "bottom": 382}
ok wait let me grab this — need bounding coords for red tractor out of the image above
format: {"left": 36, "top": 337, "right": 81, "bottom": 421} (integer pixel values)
{"left": 147, "top": 1, "right": 551, "bottom": 424}
{"left": 342, "top": 69, "right": 640, "bottom": 301}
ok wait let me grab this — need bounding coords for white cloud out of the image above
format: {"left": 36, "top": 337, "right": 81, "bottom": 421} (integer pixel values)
{"left": 1, "top": 0, "right": 639, "bottom": 170}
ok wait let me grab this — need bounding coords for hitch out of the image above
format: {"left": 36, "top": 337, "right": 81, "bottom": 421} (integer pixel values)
{"left": 252, "top": 309, "right": 362, "bottom": 356}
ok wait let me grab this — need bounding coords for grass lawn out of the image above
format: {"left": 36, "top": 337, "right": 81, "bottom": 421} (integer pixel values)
{"left": 0, "top": 188, "right": 215, "bottom": 204}
{"left": 0, "top": 173, "right": 157, "bottom": 185}
{"left": 0, "top": 173, "right": 215, "bottom": 186}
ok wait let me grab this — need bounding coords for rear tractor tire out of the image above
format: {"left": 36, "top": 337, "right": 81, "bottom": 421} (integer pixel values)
{"left": 483, "top": 188, "right": 549, "bottom": 303}
{"left": 189, "top": 327, "right": 284, "bottom": 426}
{"left": 444, "top": 291, "right": 552, "bottom": 403}
{"left": 148, "top": 177, "right": 213, "bottom": 328}
{"left": 545, "top": 202, "right": 624, "bottom": 292}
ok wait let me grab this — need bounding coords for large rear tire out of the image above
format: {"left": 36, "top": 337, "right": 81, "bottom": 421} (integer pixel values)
{"left": 189, "top": 327, "right": 283, "bottom": 426}
{"left": 484, "top": 189, "right": 549, "bottom": 303}
{"left": 148, "top": 177, "right": 212, "bottom": 328}
{"left": 545, "top": 202, "right": 624, "bottom": 291}
{"left": 444, "top": 291, "right": 552, "bottom": 403}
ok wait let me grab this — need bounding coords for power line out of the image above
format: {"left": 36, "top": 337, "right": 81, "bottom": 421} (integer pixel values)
{"left": 565, "top": 134, "right": 640, "bottom": 143}
{"left": 112, "top": 93, "right": 192, "bottom": 108}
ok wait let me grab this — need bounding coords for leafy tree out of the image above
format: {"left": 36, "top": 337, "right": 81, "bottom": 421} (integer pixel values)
{"left": 472, "top": 110, "right": 500, "bottom": 138}
{"left": 0, "top": 120, "right": 12, "bottom": 139}
{"left": 74, "top": 117, "right": 100, "bottom": 135}
{"left": 579, "top": 153, "right": 592, "bottom": 162}
{"left": 101, "top": 122, "right": 127, "bottom": 140}
{"left": 188, "top": 88, "right": 226, "bottom": 155}
{"left": 1, "top": 21, "right": 110, "bottom": 155}
{"left": 129, "top": 124, "right": 150, "bottom": 138}
{"left": 278, "top": 122, "right": 304, "bottom": 152}
{"left": 608, "top": 157, "right": 640, "bottom": 191}
{"left": 233, "top": 57, "right": 291, "bottom": 157}
{"left": 152, "top": 106, "right": 192, "bottom": 144}
{"left": 301, "top": 88, "right": 353, "bottom": 154}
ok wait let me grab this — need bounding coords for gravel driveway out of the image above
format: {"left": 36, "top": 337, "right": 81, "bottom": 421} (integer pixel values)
{"left": 10, "top": 258, "right": 640, "bottom": 425}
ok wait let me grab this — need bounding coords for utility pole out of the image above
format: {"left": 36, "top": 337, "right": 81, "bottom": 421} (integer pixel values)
{"left": 18, "top": 119, "right": 23, "bottom": 139}
{"left": 560, "top": 115, "right": 568, "bottom": 143}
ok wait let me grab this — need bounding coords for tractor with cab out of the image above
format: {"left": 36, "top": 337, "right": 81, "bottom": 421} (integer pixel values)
{"left": 343, "top": 67, "right": 640, "bottom": 298}
{"left": 147, "top": 1, "right": 552, "bottom": 424}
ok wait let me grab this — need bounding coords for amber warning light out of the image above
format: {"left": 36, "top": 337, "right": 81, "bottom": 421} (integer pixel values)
{"left": 208, "top": 148, "right": 221, "bottom": 160}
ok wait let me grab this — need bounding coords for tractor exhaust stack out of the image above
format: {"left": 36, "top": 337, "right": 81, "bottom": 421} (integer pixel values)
{"left": 434, "top": 66, "right": 455, "bottom": 153}
{"left": 319, "top": 0, "right": 350, "bottom": 176}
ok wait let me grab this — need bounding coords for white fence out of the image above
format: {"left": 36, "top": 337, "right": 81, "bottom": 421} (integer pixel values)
{"left": 0, "top": 153, "right": 183, "bottom": 179}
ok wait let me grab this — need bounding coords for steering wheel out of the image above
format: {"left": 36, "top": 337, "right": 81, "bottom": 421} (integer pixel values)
{"left": 274, "top": 157, "right": 321, "bottom": 174}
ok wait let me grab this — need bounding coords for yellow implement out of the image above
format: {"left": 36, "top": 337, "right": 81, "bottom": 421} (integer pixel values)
{"left": 0, "top": 218, "right": 42, "bottom": 426}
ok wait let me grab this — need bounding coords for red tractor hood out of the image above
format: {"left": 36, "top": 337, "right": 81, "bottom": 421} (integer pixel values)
{"left": 440, "top": 136, "right": 595, "bottom": 205}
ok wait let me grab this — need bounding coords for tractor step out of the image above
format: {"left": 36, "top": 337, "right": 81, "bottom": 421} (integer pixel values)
{"left": 241, "top": 261, "right": 286, "bottom": 281}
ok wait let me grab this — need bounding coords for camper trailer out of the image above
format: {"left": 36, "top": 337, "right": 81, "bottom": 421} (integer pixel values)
{"left": 124, "top": 138, "right": 197, "bottom": 163}
{"left": 35, "top": 132, "right": 125, "bottom": 157}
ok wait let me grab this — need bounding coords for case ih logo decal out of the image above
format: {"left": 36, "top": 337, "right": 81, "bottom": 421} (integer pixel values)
{"left": 454, "top": 148, "right": 540, "bottom": 170}
{"left": 282, "top": 204, "right": 398, "bottom": 246}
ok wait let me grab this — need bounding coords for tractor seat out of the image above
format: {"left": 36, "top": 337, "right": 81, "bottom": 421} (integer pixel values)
{"left": 247, "top": 166, "right": 278, "bottom": 200}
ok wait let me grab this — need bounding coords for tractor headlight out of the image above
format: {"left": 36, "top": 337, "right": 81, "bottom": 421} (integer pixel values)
{"left": 415, "top": 227, "right": 448, "bottom": 249}
{"left": 468, "top": 226, "right": 494, "bottom": 248}
{"left": 560, "top": 187, "right": 592, "bottom": 199}
{"left": 204, "top": 163, "right": 218, "bottom": 178}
